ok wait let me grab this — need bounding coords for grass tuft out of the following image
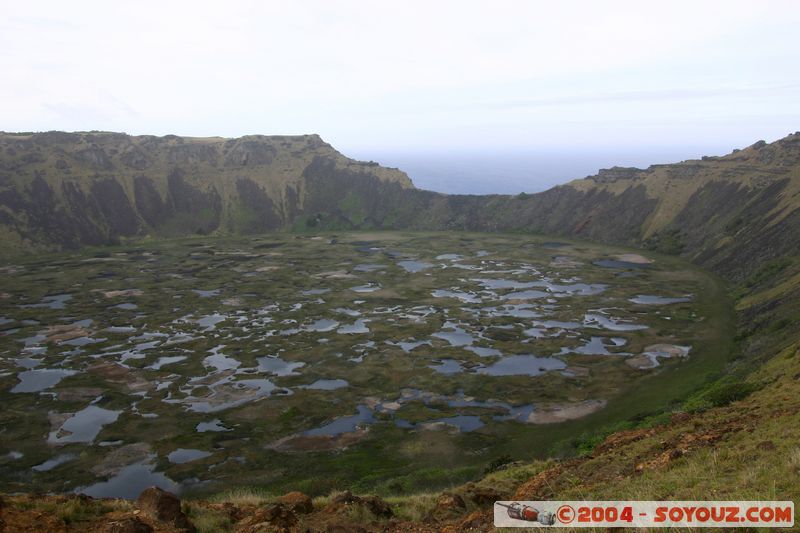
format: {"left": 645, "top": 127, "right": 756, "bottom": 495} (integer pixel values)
{"left": 209, "top": 486, "right": 276, "bottom": 506}
{"left": 185, "top": 503, "right": 233, "bottom": 533}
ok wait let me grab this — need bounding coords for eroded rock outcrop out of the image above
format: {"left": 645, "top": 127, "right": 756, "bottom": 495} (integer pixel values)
{"left": 136, "top": 487, "right": 195, "bottom": 532}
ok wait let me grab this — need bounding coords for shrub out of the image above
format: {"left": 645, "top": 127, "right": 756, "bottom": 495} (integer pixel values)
{"left": 484, "top": 454, "right": 513, "bottom": 474}
{"left": 683, "top": 380, "right": 760, "bottom": 412}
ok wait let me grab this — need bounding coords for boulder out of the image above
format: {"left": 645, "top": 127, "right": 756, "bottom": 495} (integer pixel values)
{"left": 136, "top": 487, "right": 195, "bottom": 532}
{"left": 361, "top": 496, "right": 393, "bottom": 518}
{"left": 262, "top": 503, "right": 298, "bottom": 529}
{"left": 278, "top": 491, "right": 313, "bottom": 514}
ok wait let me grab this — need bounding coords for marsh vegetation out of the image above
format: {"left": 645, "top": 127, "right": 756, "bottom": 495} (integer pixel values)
{"left": 0, "top": 232, "right": 733, "bottom": 497}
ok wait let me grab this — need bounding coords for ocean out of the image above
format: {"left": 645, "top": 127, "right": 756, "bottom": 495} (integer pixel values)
{"left": 348, "top": 147, "right": 731, "bottom": 195}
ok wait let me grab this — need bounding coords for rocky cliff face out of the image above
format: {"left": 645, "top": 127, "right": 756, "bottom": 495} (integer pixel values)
{"left": 297, "top": 132, "right": 800, "bottom": 281}
{"left": 0, "top": 131, "right": 413, "bottom": 252}
{"left": 2, "top": 130, "right": 800, "bottom": 284}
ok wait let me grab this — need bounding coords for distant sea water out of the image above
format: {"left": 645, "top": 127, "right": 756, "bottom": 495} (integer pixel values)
{"left": 350, "top": 147, "right": 730, "bottom": 195}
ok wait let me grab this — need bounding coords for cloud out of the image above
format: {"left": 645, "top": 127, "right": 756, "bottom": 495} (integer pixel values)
{"left": 442, "top": 84, "right": 800, "bottom": 112}
{"left": 1, "top": 0, "right": 798, "bottom": 151}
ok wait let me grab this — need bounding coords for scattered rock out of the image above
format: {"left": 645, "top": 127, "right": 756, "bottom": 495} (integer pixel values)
{"left": 278, "top": 491, "right": 313, "bottom": 514}
{"left": 361, "top": 495, "right": 393, "bottom": 518}
{"left": 137, "top": 487, "right": 195, "bottom": 532}
{"left": 100, "top": 516, "right": 154, "bottom": 533}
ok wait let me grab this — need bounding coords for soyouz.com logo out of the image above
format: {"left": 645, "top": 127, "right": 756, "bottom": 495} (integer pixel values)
{"left": 493, "top": 501, "right": 795, "bottom": 528}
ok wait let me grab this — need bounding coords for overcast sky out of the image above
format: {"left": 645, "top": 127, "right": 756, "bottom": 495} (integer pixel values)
{"left": 2, "top": 0, "right": 799, "bottom": 155}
